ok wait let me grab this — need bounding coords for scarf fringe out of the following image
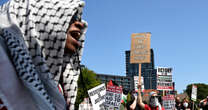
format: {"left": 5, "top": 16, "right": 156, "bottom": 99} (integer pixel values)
{"left": 0, "top": 93, "right": 13, "bottom": 110}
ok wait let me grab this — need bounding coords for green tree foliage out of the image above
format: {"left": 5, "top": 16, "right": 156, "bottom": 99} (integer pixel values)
{"left": 75, "top": 67, "right": 101, "bottom": 109}
{"left": 185, "top": 83, "right": 208, "bottom": 103}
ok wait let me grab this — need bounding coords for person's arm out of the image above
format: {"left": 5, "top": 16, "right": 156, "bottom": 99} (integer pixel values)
{"left": 137, "top": 84, "right": 145, "bottom": 109}
{"left": 130, "top": 97, "right": 137, "bottom": 110}
{"left": 200, "top": 99, "right": 206, "bottom": 103}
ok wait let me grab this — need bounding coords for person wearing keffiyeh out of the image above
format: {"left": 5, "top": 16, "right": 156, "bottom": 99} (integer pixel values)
{"left": 0, "top": 0, "right": 87, "bottom": 110}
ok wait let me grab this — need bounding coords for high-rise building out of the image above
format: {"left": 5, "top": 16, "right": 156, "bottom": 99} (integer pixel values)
{"left": 96, "top": 73, "right": 133, "bottom": 92}
{"left": 125, "top": 49, "right": 157, "bottom": 90}
{"left": 125, "top": 49, "right": 155, "bottom": 76}
{"left": 143, "top": 69, "right": 157, "bottom": 89}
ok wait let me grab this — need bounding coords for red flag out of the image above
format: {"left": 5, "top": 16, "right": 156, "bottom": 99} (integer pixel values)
{"left": 108, "top": 80, "right": 114, "bottom": 86}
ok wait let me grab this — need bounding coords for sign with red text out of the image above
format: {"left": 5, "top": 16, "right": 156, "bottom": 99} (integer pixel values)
{"left": 157, "top": 67, "right": 173, "bottom": 90}
{"left": 134, "top": 76, "right": 144, "bottom": 92}
{"left": 162, "top": 95, "right": 175, "bottom": 110}
{"left": 157, "top": 76, "right": 173, "bottom": 90}
{"left": 105, "top": 85, "right": 122, "bottom": 110}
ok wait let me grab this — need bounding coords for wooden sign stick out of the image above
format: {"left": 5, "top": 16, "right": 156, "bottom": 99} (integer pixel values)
{"left": 138, "top": 63, "right": 142, "bottom": 86}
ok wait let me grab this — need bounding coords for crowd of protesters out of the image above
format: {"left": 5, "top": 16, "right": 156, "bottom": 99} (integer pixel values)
{"left": 175, "top": 96, "right": 208, "bottom": 110}
{"left": 122, "top": 90, "right": 208, "bottom": 110}
{"left": 199, "top": 96, "right": 208, "bottom": 110}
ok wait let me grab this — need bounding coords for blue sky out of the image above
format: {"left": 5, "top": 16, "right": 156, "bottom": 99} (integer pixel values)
{"left": 0, "top": 0, "right": 7, "bottom": 5}
{"left": 81, "top": 0, "right": 208, "bottom": 93}
{"left": 1, "top": 0, "right": 208, "bottom": 93}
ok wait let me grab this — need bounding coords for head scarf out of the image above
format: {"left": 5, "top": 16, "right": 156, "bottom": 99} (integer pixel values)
{"left": 0, "top": 0, "right": 87, "bottom": 109}
{"left": 149, "top": 92, "right": 161, "bottom": 110}
{"left": 149, "top": 91, "right": 157, "bottom": 96}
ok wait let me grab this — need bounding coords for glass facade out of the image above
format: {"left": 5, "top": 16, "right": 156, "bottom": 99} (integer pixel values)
{"left": 96, "top": 74, "right": 133, "bottom": 92}
{"left": 125, "top": 49, "right": 157, "bottom": 90}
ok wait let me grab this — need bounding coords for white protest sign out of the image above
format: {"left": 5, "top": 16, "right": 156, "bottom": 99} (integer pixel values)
{"left": 105, "top": 85, "right": 122, "bottom": 110}
{"left": 191, "top": 85, "right": 197, "bottom": 101}
{"left": 157, "top": 67, "right": 173, "bottom": 90}
{"left": 88, "top": 84, "right": 106, "bottom": 110}
{"left": 134, "top": 76, "right": 144, "bottom": 91}
{"left": 162, "top": 95, "right": 175, "bottom": 110}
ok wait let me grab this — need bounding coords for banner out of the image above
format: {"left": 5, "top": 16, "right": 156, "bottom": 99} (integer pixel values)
{"left": 105, "top": 85, "right": 122, "bottom": 110}
{"left": 88, "top": 84, "right": 106, "bottom": 110}
{"left": 130, "top": 32, "right": 151, "bottom": 64}
{"left": 134, "top": 76, "right": 144, "bottom": 92}
{"left": 191, "top": 85, "right": 197, "bottom": 101}
{"left": 162, "top": 95, "right": 175, "bottom": 110}
{"left": 157, "top": 67, "right": 173, "bottom": 90}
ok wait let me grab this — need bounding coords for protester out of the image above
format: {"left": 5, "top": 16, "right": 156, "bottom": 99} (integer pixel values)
{"left": 175, "top": 96, "right": 182, "bottom": 110}
{"left": 181, "top": 98, "right": 191, "bottom": 110}
{"left": 0, "top": 0, "right": 87, "bottom": 110}
{"left": 126, "top": 91, "right": 143, "bottom": 110}
{"left": 189, "top": 100, "right": 198, "bottom": 110}
{"left": 199, "top": 96, "right": 208, "bottom": 110}
{"left": 126, "top": 91, "right": 136, "bottom": 110}
{"left": 137, "top": 85, "right": 165, "bottom": 110}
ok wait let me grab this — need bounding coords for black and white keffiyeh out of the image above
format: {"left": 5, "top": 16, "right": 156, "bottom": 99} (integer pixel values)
{"left": 0, "top": 0, "right": 87, "bottom": 110}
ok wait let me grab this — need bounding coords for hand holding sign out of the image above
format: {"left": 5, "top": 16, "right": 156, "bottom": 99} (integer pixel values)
{"left": 137, "top": 84, "right": 142, "bottom": 90}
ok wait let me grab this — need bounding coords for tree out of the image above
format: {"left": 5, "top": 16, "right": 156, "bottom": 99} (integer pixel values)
{"left": 185, "top": 83, "right": 208, "bottom": 103}
{"left": 75, "top": 67, "right": 101, "bottom": 109}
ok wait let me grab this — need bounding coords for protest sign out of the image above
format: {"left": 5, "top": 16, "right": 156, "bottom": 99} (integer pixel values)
{"left": 88, "top": 84, "right": 106, "bottom": 110}
{"left": 105, "top": 85, "right": 122, "bottom": 110}
{"left": 130, "top": 33, "right": 151, "bottom": 64}
{"left": 162, "top": 95, "right": 175, "bottom": 110}
{"left": 130, "top": 33, "right": 151, "bottom": 95}
{"left": 157, "top": 67, "right": 173, "bottom": 90}
{"left": 191, "top": 85, "right": 197, "bottom": 101}
{"left": 134, "top": 76, "right": 144, "bottom": 92}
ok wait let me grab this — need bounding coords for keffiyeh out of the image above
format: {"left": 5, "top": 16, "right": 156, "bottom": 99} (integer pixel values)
{"left": 0, "top": 0, "right": 87, "bottom": 110}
